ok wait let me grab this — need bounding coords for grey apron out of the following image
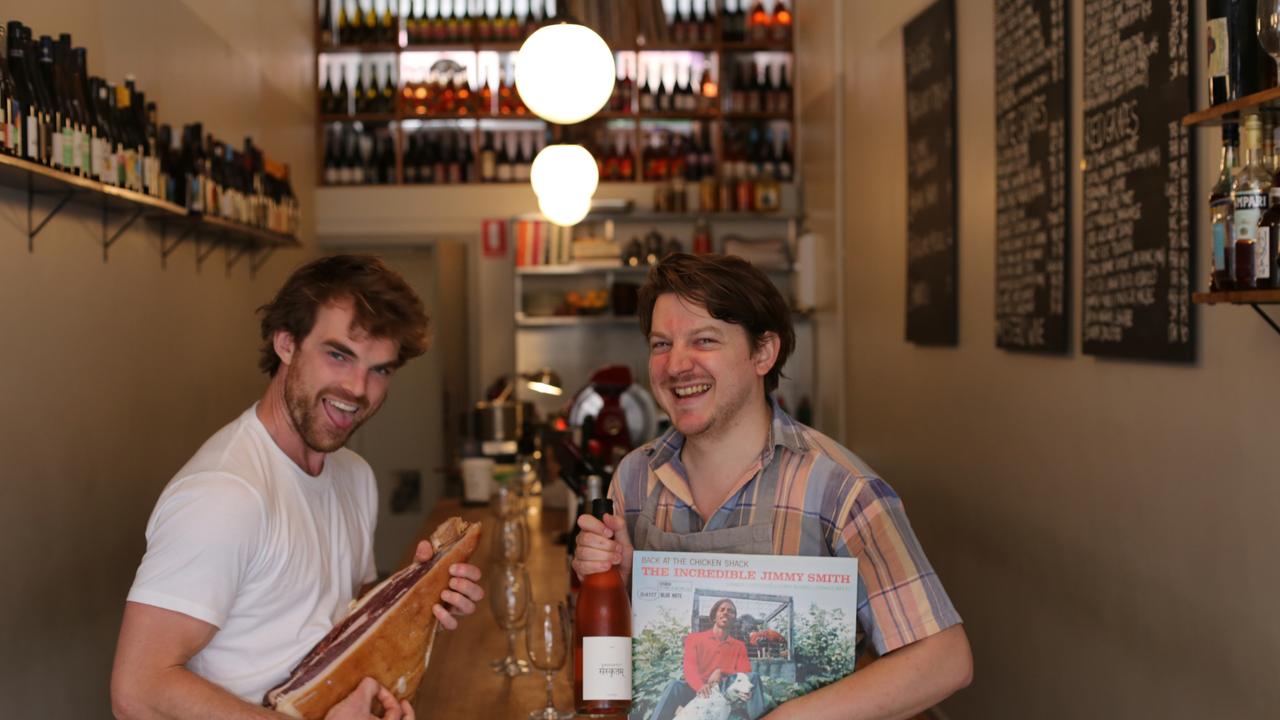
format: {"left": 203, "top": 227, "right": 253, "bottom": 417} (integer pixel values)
{"left": 630, "top": 457, "right": 787, "bottom": 555}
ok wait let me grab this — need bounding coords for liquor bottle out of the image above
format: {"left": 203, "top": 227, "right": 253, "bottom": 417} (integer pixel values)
{"left": 363, "top": 1, "right": 379, "bottom": 44}
{"left": 378, "top": 63, "right": 395, "bottom": 114}
{"left": 1233, "top": 113, "right": 1270, "bottom": 289}
{"left": 772, "top": 0, "right": 793, "bottom": 43}
{"left": 320, "top": 0, "right": 334, "bottom": 45}
{"left": 1259, "top": 124, "right": 1280, "bottom": 288}
{"left": 380, "top": 0, "right": 396, "bottom": 44}
{"left": 776, "top": 62, "right": 792, "bottom": 114}
{"left": 748, "top": 0, "right": 770, "bottom": 43}
{"left": 496, "top": 133, "right": 513, "bottom": 182}
{"left": 573, "top": 498, "right": 632, "bottom": 717}
{"left": 353, "top": 64, "right": 368, "bottom": 113}
{"left": 639, "top": 71, "right": 656, "bottom": 113}
{"left": 618, "top": 136, "right": 634, "bottom": 180}
{"left": 462, "top": 132, "right": 476, "bottom": 182}
{"left": 698, "top": 66, "right": 716, "bottom": 113}
{"left": 777, "top": 131, "right": 793, "bottom": 181}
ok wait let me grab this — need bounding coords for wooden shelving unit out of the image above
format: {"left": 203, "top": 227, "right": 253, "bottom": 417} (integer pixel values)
{"left": 314, "top": 11, "right": 796, "bottom": 188}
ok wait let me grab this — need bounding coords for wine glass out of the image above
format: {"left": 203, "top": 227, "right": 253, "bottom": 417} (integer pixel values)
{"left": 525, "top": 601, "right": 573, "bottom": 720}
{"left": 493, "top": 513, "right": 530, "bottom": 564}
{"left": 488, "top": 562, "right": 532, "bottom": 676}
{"left": 1260, "top": 0, "right": 1280, "bottom": 77}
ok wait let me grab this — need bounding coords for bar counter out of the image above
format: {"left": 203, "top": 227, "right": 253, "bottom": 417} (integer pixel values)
{"left": 407, "top": 497, "right": 577, "bottom": 718}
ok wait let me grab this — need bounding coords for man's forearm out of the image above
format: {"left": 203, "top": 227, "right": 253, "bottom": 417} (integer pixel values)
{"left": 112, "top": 665, "right": 284, "bottom": 720}
{"left": 762, "top": 624, "right": 972, "bottom": 720}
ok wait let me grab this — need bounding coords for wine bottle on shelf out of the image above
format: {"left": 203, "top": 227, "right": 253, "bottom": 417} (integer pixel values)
{"left": 772, "top": 0, "right": 793, "bottom": 43}
{"left": 1226, "top": 0, "right": 1266, "bottom": 100}
{"left": 321, "top": 67, "right": 337, "bottom": 114}
{"left": 1259, "top": 123, "right": 1280, "bottom": 288}
{"left": 363, "top": 63, "right": 379, "bottom": 113}
{"left": 380, "top": 63, "right": 395, "bottom": 113}
{"left": 320, "top": 0, "right": 334, "bottom": 45}
{"left": 480, "top": 131, "right": 496, "bottom": 181}
{"left": 1209, "top": 122, "right": 1239, "bottom": 289}
{"left": 1233, "top": 113, "right": 1270, "bottom": 289}
{"left": 0, "top": 24, "right": 17, "bottom": 156}
{"left": 496, "top": 132, "right": 513, "bottom": 182}
{"left": 748, "top": 0, "right": 770, "bottom": 43}
{"left": 573, "top": 498, "right": 632, "bottom": 718}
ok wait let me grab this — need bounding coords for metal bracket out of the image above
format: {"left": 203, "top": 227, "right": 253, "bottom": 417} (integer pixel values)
{"left": 27, "top": 171, "right": 77, "bottom": 252}
{"left": 225, "top": 244, "right": 251, "bottom": 276}
{"left": 249, "top": 246, "right": 277, "bottom": 278}
{"left": 160, "top": 223, "right": 198, "bottom": 269}
{"left": 195, "top": 233, "right": 219, "bottom": 271}
{"left": 102, "top": 205, "right": 145, "bottom": 262}
{"left": 1249, "top": 303, "right": 1280, "bottom": 336}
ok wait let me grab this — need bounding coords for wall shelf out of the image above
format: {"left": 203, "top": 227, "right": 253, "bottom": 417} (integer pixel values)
{"left": 1181, "top": 87, "right": 1280, "bottom": 127}
{"left": 0, "top": 152, "right": 297, "bottom": 271}
{"left": 1192, "top": 290, "right": 1280, "bottom": 336}
{"left": 515, "top": 313, "right": 638, "bottom": 327}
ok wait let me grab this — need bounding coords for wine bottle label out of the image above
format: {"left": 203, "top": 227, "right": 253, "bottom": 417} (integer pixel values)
{"left": 1207, "top": 18, "right": 1228, "bottom": 78}
{"left": 62, "top": 127, "right": 73, "bottom": 169}
{"left": 582, "top": 636, "right": 632, "bottom": 701}
{"left": 1258, "top": 227, "right": 1271, "bottom": 280}
{"left": 26, "top": 113, "right": 37, "bottom": 159}
{"left": 51, "top": 128, "right": 63, "bottom": 168}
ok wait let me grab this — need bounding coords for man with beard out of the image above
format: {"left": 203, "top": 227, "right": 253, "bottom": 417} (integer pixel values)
{"left": 111, "top": 255, "right": 483, "bottom": 720}
{"left": 572, "top": 254, "right": 972, "bottom": 720}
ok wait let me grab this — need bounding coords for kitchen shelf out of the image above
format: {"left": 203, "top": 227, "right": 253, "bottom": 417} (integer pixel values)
{"left": 516, "top": 262, "right": 652, "bottom": 276}
{"left": 515, "top": 313, "right": 640, "bottom": 327}
{"left": 1181, "top": 87, "right": 1280, "bottom": 126}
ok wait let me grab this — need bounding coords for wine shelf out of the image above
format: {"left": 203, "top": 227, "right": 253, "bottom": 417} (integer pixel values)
{"left": 1191, "top": 289, "right": 1280, "bottom": 304}
{"left": 1181, "top": 87, "right": 1280, "bottom": 127}
{"left": 0, "top": 152, "right": 298, "bottom": 269}
{"left": 1192, "top": 290, "right": 1280, "bottom": 337}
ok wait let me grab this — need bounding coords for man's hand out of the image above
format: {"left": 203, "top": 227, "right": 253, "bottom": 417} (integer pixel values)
{"left": 571, "top": 512, "right": 633, "bottom": 581}
{"left": 324, "top": 677, "right": 413, "bottom": 720}
{"left": 699, "top": 669, "right": 723, "bottom": 697}
{"left": 413, "top": 540, "right": 485, "bottom": 630}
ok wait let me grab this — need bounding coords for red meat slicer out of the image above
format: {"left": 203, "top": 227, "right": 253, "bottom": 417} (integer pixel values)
{"left": 566, "top": 365, "right": 659, "bottom": 472}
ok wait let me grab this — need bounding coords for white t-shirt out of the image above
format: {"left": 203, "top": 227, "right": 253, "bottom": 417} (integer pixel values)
{"left": 127, "top": 405, "right": 378, "bottom": 704}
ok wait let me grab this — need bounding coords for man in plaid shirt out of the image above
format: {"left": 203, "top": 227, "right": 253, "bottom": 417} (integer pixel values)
{"left": 572, "top": 253, "right": 972, "bottom": 720}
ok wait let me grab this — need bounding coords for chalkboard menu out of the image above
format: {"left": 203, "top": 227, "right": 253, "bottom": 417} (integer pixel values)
{"left": 995, "top": 0, "right": 1069, "bottom": 353}
{"left": 903, "top": 0, "right": 958, "bottom": 345}
{"left": 1081, "top": 0, "right": 1194, "bottom": 361}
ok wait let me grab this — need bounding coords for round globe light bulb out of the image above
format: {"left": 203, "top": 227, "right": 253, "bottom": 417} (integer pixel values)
{"left": 537, "top": 191, "right": 593, "bottom": 227}
{"left": 530, "top": 144, "right": 599, "bottom": 200}
{"left": 515, "top": 23, "right": 615, "bottom": 124}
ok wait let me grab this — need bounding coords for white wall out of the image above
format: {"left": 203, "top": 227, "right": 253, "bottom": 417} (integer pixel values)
{"left": 800, "top": 0, "right": 1280, "bottom": 716}
{"left": 0, "top": 1, "right": 316, "bottom": 715}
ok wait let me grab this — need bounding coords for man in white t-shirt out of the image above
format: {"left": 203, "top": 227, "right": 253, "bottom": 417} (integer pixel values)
{"left": 111, "top": 255, "right": 484, "bottom": 720}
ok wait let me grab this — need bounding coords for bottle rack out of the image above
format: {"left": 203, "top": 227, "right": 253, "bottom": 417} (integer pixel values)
{"left": 0, "top": 153, "right": 297, "bottom": 274}
{"left": 314, "top": 7, "right": 795, "bottom": 187}
{"left": 1184, "top": 92, "right": 1280, "bottom": 335}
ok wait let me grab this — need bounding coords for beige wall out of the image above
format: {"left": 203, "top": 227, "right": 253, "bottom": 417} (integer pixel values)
{"left": 799, "top": 0, "right": 1280, "bottom": 716}
{"left": 0, "top": 1, "right": 316, "bottom": 714}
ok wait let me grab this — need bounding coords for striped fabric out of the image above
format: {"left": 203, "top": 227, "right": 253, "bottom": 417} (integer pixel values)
{"left": 611, "top": 400, "right": 961, "bottom": 655}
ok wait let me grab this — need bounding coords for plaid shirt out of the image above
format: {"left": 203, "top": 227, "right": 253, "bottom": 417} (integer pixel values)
{"left": 611, "top": 400, "right": 961, "bottom": 655}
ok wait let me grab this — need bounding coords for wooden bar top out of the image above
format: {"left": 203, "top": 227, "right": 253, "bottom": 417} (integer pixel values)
{"left": 407, "top": 497, "right": 578, "bottom": 719}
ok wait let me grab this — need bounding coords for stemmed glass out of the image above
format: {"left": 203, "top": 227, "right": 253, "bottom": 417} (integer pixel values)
{"left": 1260, "top": 0, "right": 1280, "bottom": 77}
{"left": 525, "top": 601, "right": 573, "bottom": 720}
{"left": 494, "top": 512, "right": 530, "bottom": 564}
{"left": 489, "top": 562, "right": 532, "bottom": 676}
